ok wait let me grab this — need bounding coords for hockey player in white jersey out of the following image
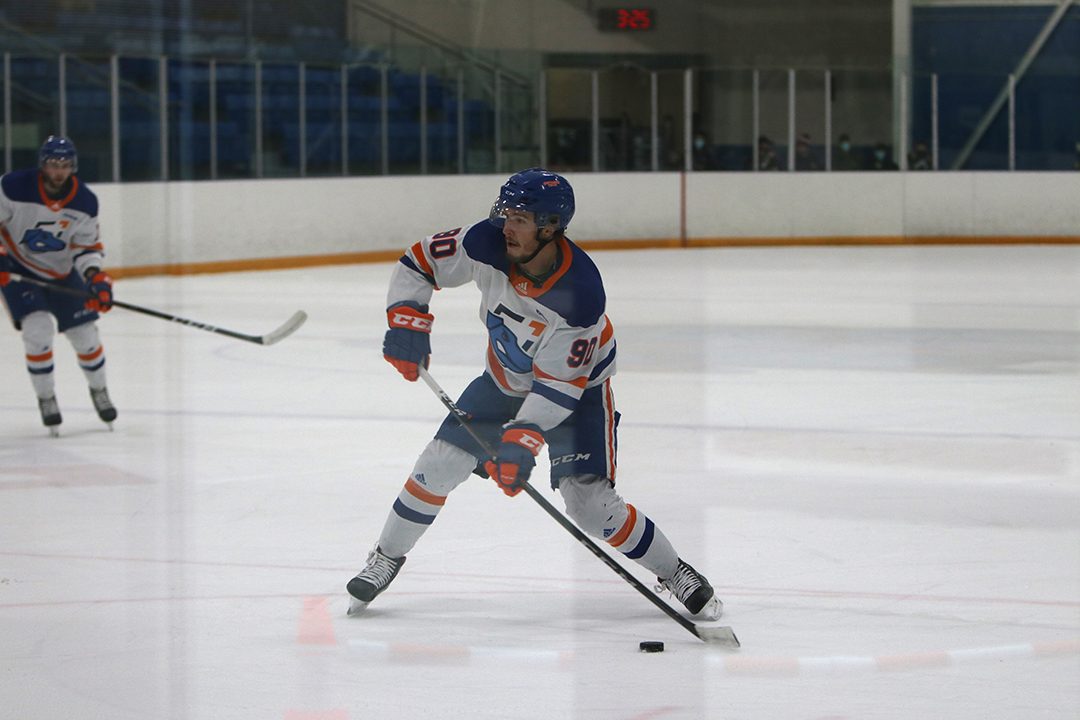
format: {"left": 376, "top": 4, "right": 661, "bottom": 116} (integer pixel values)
{"left": 0, "top": 135, "right": 116, "bottom": 435}
{"left": 347, "top": 168, "right": 723, "bottom": 622}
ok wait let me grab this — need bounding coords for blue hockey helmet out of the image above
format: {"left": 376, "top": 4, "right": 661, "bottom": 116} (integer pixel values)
{"left": 39, "top": 135, "right": 78, "bottom": 173}
{"left": 489, "top": 167, "right": 575, "bottom": 232}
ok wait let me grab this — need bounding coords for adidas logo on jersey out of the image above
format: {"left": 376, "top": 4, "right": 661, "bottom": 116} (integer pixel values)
{"left": 413, "top": 473, "right": 427, "bottom": 485}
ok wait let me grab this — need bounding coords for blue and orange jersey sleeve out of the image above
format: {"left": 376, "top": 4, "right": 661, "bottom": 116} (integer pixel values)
{"left": 387, "top": 221, "right": 484, "bottom": 310}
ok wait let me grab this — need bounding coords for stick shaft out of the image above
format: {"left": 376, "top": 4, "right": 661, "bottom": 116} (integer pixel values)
{"left": 9, "top": 272, "right": 292, "bottom": 345}
{"left": 416, "top": 366, "right": 707, "bottom": 641}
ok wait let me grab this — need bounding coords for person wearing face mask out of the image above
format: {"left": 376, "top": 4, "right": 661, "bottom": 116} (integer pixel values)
{"left": 692, "top": 131, "right": 718, "bottom": 170}
{"left": 869, "top": 142, "right": 899, "bottom": 170}
{"left": 834, "top": 133, "right": 862, "bottom": 170}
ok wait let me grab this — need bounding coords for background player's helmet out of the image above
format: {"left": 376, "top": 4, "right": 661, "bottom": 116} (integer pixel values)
{"left": 489, "top": 167, "right": 575, "bottom": 232}
{"left": 39, "top": 135, "right": 78, "bottom": 173}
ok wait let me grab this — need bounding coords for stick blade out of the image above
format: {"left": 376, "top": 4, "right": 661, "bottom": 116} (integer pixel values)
{"left": 695, "top": 624, "right": 741, "bottom": 648}
{"left": 261, "top": 310, "right": 308, "bottom": 345}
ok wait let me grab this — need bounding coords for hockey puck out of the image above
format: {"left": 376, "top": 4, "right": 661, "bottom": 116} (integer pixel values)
{"left": 638, "top": 641, "right": 665, "bottom": 653}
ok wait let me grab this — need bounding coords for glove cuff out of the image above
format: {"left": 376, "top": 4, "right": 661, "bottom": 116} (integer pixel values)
{"left": 387, "top": 302, "right": 434, "bottom": 333}
{"left": 502, "top": 424, "right": 545, "bottom": 457}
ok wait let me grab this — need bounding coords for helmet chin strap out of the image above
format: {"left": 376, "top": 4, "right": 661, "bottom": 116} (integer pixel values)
{"left": 517, "top": 227, "right": 557, "bottom": 266}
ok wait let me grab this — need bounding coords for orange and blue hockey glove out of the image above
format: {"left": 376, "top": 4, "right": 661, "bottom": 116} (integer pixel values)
{"left": 84, "top": 270, "right": 113, "bottom": 312}
{"left": 484, "top": 423, "right": 545, "bottom": 497}
{"left": 383, "top": 301, "right": 433, "bottom": 381}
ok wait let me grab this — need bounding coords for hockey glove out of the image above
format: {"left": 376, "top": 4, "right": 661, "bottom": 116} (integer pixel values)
{"left": 84, "top": 270, "right": 114, "bottom": 312}
{"left": 484, "top": 424, "right": 545, "bottom": 497}
{"left": 383, "top": 301, "right": 433, "bottom": 381}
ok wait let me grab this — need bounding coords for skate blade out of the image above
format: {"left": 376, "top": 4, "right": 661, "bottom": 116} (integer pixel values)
{"left": 346, "top": 597, "right": 371, "bottom": 616}
{"left": 694, "top": 595, "right": 724, "bottom": 622}
{"left": 47, "top": 426, "right": 60, "bottom": 438}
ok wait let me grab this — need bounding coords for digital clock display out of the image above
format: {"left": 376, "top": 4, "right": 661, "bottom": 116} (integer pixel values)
{"left": 597, "top": 8, "right": 656, "bottom": 32}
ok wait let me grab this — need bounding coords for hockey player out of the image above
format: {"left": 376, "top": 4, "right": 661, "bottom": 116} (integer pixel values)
{"left": 347, "top": 167, "right": 724, "bottom": 622}
{"left": 0, "top": 135, "right": 116, "bottom": 435}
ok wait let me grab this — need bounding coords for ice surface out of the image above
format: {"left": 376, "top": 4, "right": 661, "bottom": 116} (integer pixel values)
{"left": 1, "top": 245, "right": 1077, "bottom": 719}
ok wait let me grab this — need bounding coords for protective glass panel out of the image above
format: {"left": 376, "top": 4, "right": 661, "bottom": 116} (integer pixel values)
{"left": 696, "top": 68, "right": 754, "bottom": 171}
{"left": 461, "top": 64, "right": 494, "bottom": 174}
{"left": 64, "top": 57, "right": 112, "bottom": 183}
{"left": 830, "top": 68, "right": 895, "bottom": 171}
{"left": 215, "top": 62, "right": 255, "bottom": 179}
{"left": 118, "top": 56, "right": 163, "bottom": 181}
{"left": 8, "top": 56, "right": 61, "bottom": 171}
{"left": 167, "top": 59, "right": 212, "bottom": 180}
{"left": 654, "top": 70, "right": 685, "bottom": 171}
{"left": 261, "top": 63, "right": 300, "bottom": 177}
{"left": 425, "top": 70, "right": 458, "bottom": 175}
{"left": 303, "top": 64, "right": 343, "bottom": 177}
{"left": 345, "top": 64, "right": 381, "bottom": 176}
{"left": 499, "top": 74, "right": 537, "bottom": 175}
{"left": 596, "top": 65, "right": 651, "bottom": 172}
{"left": 545, "top": 69, "right": 591, "bottom": 172}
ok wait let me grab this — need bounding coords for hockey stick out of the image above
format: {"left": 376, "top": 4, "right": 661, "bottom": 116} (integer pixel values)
{"left": 416, "top": 365, "right": 740, "bottom": 648}
{"left": 9, "top": 272, "right": 307, "bottom": 346}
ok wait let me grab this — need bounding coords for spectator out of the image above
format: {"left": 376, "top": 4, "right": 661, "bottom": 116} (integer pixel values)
{"left": 834, "top": 133, "right": 862, "bottom": 170}
{"left": 750, "top": 135, "right": 780, "bottom": 171}
{"left": 794, "top": 132, "right": 820, "bottom": 171}
{"left": 909, "top": 141, "right": 932, "bottom": 170}
{"left": 869, "top": 142, "right": 898, "bottom": 170}
{"left": 692, "top": 131, "right": 718, "bottom": 170}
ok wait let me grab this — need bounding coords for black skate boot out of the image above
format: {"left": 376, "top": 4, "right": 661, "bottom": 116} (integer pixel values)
{"left": 38, "top": 396, "right": 62, "bottom": 437}
{"left": 89, "top": 387, "right": 117, "bottom": 427}
{"left": 657, "top": 559, "right": 723, "bottom": 620}
{"left": 346, "top": 546, "right": 406, "bottom": 615}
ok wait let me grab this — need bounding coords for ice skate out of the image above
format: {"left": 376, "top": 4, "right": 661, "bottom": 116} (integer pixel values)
{"left": 38, "top": 395, "right": 62, "bottom": 437}
{"left": 657, "top": 559, "right": 723, "bottom": 621}
{"left": 346, "top": 546, "right": 406, "bottom": 616}
{"left": 89, "top": 387, "right": 117, "bottom": 429}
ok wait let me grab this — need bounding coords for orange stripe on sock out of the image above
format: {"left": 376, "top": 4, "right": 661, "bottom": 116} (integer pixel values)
{"left": 78, "top": 346, "right": 104, "bottom": 361}
{"left": 607, "top": 503, "right": 637, "bottom": 547}
{"left": 405, "top": 477, "right": 447, "bottom": 506}
{"left": 26, "top": 351, "right": 53, "bottom": 363}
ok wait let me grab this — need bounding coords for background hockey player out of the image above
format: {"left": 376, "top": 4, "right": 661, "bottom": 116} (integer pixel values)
{"left": 0, "top": 135, "right": 116, "bottom": 435}
{"left": 347, "top": 167, "right": 724, "bottom": 623}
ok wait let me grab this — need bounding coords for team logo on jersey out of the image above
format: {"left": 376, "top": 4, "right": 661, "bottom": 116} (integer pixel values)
{"left": 485, "top": 311, "right": 533, "bottom": 374}
{"left": 21, "top": 227, "right": 66, "bottom": 253}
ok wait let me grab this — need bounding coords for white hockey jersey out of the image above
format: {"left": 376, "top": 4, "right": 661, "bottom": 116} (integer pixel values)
{"left": 388, "top": 220, "right": 616, "bottom": 432}
{"left": 0, "top": 168, "right": 104, "bottom": 280}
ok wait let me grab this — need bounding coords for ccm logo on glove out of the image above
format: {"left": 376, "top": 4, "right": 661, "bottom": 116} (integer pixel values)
{"left": 484, "top": 424, "right": 545, "bottom": 497}
{"left": 389, "top": 309, "right": 433, "bottom": 331}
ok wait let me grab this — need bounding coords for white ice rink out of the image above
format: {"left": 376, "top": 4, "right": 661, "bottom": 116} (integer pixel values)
{"left": 1, "top": 245, "right": 1078, "bottom": 719}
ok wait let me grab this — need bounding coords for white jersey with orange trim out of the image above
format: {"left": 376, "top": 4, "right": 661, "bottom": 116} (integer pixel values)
{"left": 0, "top": 168, "right": 103, "bottom": 280}
{"left": 387, "top": 220, "right": 617, "bottom": 432}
